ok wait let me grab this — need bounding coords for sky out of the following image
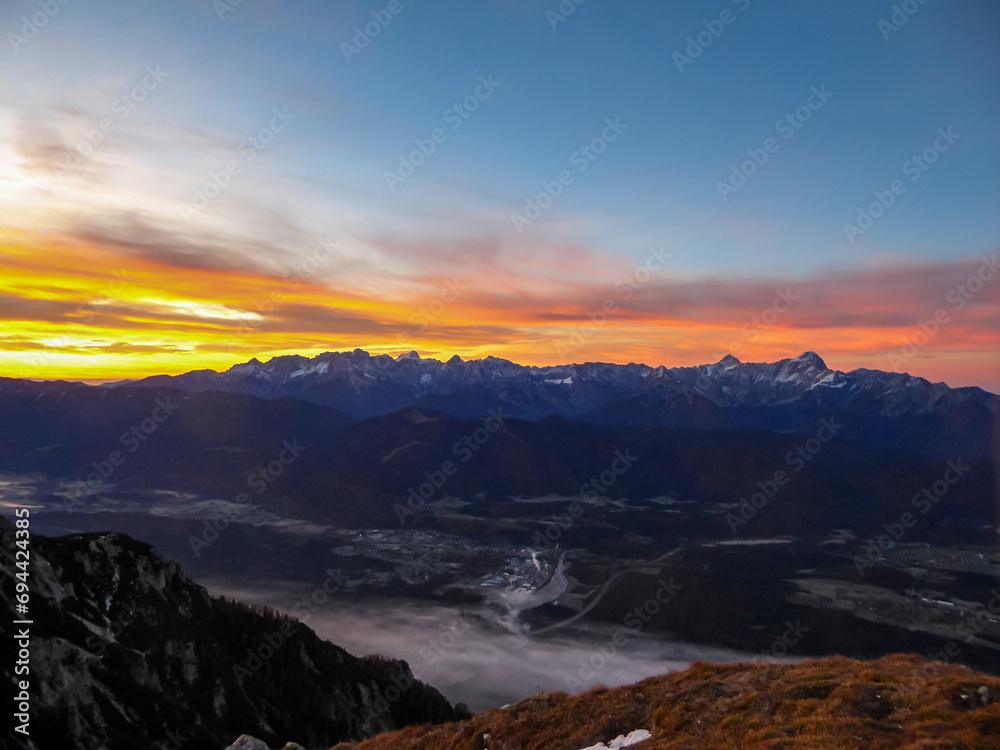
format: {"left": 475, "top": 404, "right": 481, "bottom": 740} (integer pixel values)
{"left": 1, "top": 0, "right": 998, "bottom": 390}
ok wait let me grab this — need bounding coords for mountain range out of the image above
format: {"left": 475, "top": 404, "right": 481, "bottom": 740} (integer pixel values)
{"left": 4, "top": 351, "right": 1000, "bottom": 748}
{"left": 108, "top": 350, "right": 998, "bottom": 460}
{"left": 1, "top": 349, "right": 995, "bottom": 538}
{"left": 0, "top": 381, "right": 994, "bottom": 539}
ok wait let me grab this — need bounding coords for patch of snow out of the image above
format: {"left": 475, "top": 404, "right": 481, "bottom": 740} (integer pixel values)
{"left": 290, "top": 361, "right": 330, "bottom": 378}
{"left": 544, "top": 377, "right": 573, "bottom": 385}
{"left": 580, "top": 729, "right": 652, "bottom": 750}
{"left": 105, "top": 568, "right": 120, "bottom": 612}
{"left": 420, "top": 373, "right": 432, "bottom": 384}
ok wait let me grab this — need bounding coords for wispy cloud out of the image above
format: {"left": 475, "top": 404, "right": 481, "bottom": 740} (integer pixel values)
{"left": 1, "top": 224, "right": 996, "bottom": 389}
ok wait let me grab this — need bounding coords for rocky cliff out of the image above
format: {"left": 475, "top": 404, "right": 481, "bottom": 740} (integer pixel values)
{"left": 0, "top": 519, "right": 465, "bottom": 750}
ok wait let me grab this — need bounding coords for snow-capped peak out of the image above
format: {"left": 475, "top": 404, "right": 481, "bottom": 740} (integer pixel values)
{"left": 789, "top": 351, "right": 827, "bottom": 370}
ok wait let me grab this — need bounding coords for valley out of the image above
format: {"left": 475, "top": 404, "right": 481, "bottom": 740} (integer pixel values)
{"left": 21, "top": 478, "right": 1000, "bottom": 711}
{"left": 1, "top": 349, "right": 996, "bottom": 733}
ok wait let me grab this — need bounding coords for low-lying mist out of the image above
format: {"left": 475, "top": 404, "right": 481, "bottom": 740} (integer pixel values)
{"left": 206, "top": 582, "right": 769, "bottom": 712}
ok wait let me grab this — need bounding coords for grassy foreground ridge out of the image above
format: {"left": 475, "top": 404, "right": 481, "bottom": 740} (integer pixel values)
{"left": 332, "top": 654, "right": 1000, "bottom": 750}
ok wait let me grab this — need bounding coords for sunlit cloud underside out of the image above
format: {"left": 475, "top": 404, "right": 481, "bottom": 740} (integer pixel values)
{"left": 2, "top": 227, "right": 997, "bottom": 390}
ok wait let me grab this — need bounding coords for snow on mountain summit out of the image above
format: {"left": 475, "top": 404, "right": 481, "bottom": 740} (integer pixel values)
{"left": 106, "top": 348, "right": 997, "bottom": 458}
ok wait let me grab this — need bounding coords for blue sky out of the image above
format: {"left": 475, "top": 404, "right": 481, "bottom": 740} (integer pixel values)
{"left": 1, "top": 0, "right": 998, "bottom": 387}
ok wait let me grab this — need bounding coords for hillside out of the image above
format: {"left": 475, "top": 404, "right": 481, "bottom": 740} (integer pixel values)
{"left": 329, "top": 654, "right": 1000, "bottom": 750}
{"left": 0, "top": 520, "right": 465, "bottom": 750}
{"left": 0, "top": 379, "right": 993, "bottom": 537}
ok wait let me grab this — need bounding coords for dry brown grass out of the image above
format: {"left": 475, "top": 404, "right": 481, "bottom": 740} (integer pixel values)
{"left": 330, "top": 654, "right": 1000, "bottom": 750}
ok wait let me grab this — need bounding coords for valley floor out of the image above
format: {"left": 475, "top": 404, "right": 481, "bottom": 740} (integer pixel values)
{"left": 25, "top": 495, "right": 1000, "bottom": 712}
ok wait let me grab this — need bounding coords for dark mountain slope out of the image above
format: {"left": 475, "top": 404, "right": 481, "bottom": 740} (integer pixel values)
{"left": 0, "top": 380, "right": 992, "bottom": 537}
{"left": 0, "top": 521, "right": 464, "bottom": 750}
{"left": 108, "top": 349, "right": 999, "bottom": 459}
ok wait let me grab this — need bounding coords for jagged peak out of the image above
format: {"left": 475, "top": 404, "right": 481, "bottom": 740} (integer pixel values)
{"left": 227, "top": 357, "right": 262, "bottom": 372}
{"left": 789, "top": 351, "right": 827, "bottom": 369}
{"left": 216, "top": 349, "right": 839, "bottom": 375}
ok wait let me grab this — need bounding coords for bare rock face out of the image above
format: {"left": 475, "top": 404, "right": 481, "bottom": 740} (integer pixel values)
{"left": 0, "top": 528, "right": 466, "bottom": 750}
{"left": 225, "top": 737, "right": 272, "bottom": 750}
{"left": 223, "top": 738, "right": 308, "bottom": 750}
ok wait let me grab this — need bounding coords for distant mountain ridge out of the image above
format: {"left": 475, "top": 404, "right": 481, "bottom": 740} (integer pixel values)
{"left": 0, "top": 380, "right": 993, "bottom": 536}
{"left": 107, "top": 349, "right": 998, "bottom": 459}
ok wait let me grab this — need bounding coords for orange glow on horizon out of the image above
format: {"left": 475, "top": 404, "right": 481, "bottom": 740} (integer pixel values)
{"left": 1, "top": 227, "right": 998, "bottom": 392}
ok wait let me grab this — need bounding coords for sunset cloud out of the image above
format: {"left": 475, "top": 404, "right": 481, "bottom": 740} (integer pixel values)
{"left": 1, "top": 1, "right": 996, "bottom": 390}
{"left": 2, "top": 225, "right": 996, "bottom": 390}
